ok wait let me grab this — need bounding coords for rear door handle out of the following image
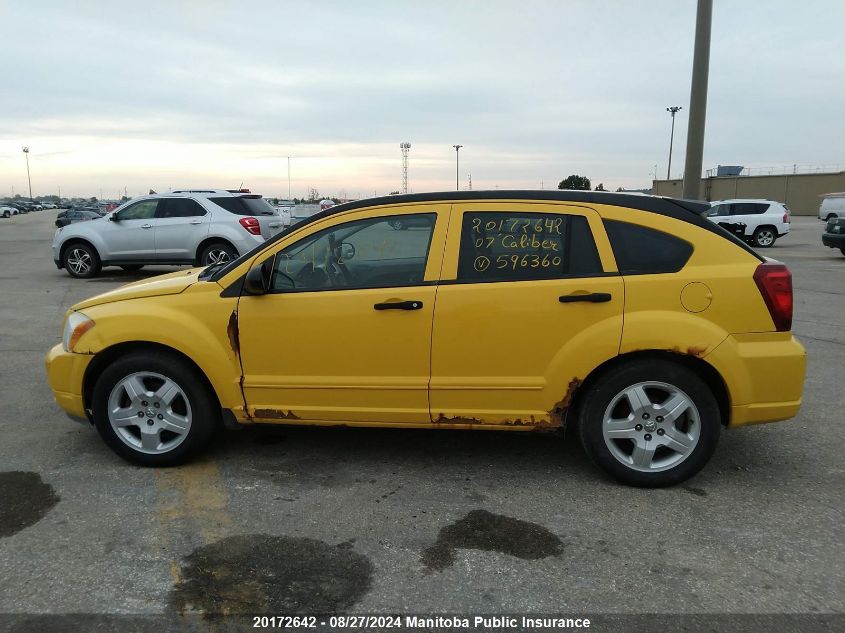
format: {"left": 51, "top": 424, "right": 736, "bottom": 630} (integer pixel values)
{"left": 559, "top": 292, "right": 612, "bottom": 303}
{"left": 374, "top": 300, "right": 424, "bottom": 311}
{"left": 141, "top": 223, "right": 152, "bottom": 229}
{"left": 190, "top": 220, "right": 202, "bottom": 225}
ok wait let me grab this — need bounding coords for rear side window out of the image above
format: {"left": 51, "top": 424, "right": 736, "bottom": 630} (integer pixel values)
{"left": 157, "top": 198, "right": 206, "bottom": 218}
{"left": 209, "top": 196, "right": 275, "bottom": 216}
{"left": 457, "top": 212, "right": 603, "bottom": 282}
{"left": 603, "top": 220, "right": 693, "bottom": 274}
{"left": 731, "top": 203, "right": 769, "bottom": 215}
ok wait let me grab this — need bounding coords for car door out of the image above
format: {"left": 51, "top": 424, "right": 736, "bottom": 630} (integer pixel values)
{"left": 429, "top": 202, "right": 624, "bottom": 426}
{"left": 106, "top": 199, "right": 159, "bottom": 259}
{"left": 154, "top": 197, "right": 209, "bottom": 261}
{"left": 237, "top": 204, "right": 450, "bottom": 424}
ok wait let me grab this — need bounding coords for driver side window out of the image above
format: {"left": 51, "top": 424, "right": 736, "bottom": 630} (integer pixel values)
{"left": 271, "top": 213, "right": 436, "bottom": 292}
{"left": 117, "top": 200, "right": 158, "bottom": 220}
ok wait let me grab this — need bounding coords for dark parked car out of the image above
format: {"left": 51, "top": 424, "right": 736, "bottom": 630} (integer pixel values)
{"left": 822, "top": 217, "right": 845, "bottom": 256}
{"left": 55, "top": 209, "right": 101, "bottom": 228}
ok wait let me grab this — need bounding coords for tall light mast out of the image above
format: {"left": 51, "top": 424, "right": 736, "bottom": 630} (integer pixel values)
{"left": 400, "top": 142, "right": 411, "bottom": 194}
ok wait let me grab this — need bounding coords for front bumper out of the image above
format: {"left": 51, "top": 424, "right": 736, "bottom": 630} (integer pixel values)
{"left": 45, "top": 344, "right": 93, "bottom": 421}
{"left": 822, "top": 233, "right": 845, "bottom": 248}
{"left": 706, "top": 332, "right": 807, "bottom": 428}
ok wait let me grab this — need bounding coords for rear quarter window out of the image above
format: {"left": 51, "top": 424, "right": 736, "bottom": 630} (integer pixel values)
{"left": 209, "top": 196, "right": 276, "bottom": 216}
{"left": 603, "top": 219, "right": 693, "bottom": 274}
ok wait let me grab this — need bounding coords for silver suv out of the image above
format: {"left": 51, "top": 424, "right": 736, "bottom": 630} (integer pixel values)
{"left": 52, "top": 189, "right": 285, "bottom": 278}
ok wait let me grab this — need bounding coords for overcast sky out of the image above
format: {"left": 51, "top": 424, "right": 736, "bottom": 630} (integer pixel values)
{"left": 1, "top": 0, "right": 843, "bottom": 199}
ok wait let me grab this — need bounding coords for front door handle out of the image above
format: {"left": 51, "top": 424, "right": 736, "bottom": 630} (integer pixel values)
{"left": 559, "top": 292, "right": 612, "bottom": 303}
{"left": 190, "top": 220, "right": 202, "bottom": 225}
{"left": 141, "top": 223, "right": 152, "bottom": 229}
{"left": 374, "top": 300, "right": 424, "bottom": 311}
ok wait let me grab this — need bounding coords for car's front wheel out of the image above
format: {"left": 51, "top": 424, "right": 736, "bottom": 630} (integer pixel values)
{"left": 91, "top": 351, "right": 218, "bottom": 466}
{"left": 752, "top": 226, "right": 777, "bottom": 248}
{"left": 578, "top": 359, "right": 721, "bottom": 487}
{"left": 200, "top": 242, "right": 237, "bottom": 266}
{"left": 62, "top": 242, "right": 101, "bottom": 278}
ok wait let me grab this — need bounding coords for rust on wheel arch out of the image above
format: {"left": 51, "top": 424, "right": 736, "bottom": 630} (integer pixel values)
{"left": 549, "top": 377, "right": 582, "bottom": 427}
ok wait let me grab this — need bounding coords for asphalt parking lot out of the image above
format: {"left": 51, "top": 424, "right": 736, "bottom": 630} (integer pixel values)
{"left": 0, "top": 211, "right": 842, "bottom": 625}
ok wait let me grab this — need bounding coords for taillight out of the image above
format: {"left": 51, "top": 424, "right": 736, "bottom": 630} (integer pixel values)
{"left": 753, "top": 263, "right": 793, "bottom": 331}
{"left": 783, "top": 213, "right": 790, "bottom": 223}
{"left": 239, "top": 216, "right": 261, "bottom": 235}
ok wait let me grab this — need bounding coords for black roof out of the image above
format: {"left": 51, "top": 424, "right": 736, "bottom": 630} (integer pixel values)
{"left": 210, "top": 190, "right": 757, "bottom": 283}
{"left": 325, "top": 190, "right": 712, "bottom": 220}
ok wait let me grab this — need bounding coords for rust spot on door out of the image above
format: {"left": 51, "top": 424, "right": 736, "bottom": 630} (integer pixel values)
{"left": 253, "top": 409, "right": 301, "bottom": 420}
{"left": 549, "top": 377, "right": 582, "bottom": 427}
{"left": 686, "top": 345, "right": 708, "bottom": 358}
{"left": 226, "top": 311, "right": 240, "bottom": 355}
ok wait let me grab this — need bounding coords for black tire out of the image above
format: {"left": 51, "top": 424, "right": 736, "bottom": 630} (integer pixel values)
{"left": 120, "top": 264, "right": 144, "bottom": 272}
{"left": 62, "top": 241, "right": 102, "bottom": 278}
{"left": 577, "top": 359, "right": 721, "bottom": 487}
{"left": 199, "top": 242, "right": 238, "bottom": 266}
{"left": 91, "top": 351, "right": 218, "bottom": 466}
{"left": 752, "top": 226, "right": 777, "bottom": 248}
{"left": 2, "top": 210, "right": 9, "bottom": 218}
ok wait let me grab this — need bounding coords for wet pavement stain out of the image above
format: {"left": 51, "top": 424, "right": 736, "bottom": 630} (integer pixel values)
{"left": 683, "top": 486, "right": 708, "bottom": 497}
{"left": 0, "top": 471, "right": 60, "bottom": 538}
{"left": 170, "top": 534, "right": 373, "bottom": 615}
{"left": 421, "top": 509, "right": 563, "bottom": 571}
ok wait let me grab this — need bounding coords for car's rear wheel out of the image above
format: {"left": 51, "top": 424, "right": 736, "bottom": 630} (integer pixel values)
{"left": 578, "top": 359, "right": 721, "bottom": 487}
{"left": 120, "top": 265, "right": 144, "bottom": 272}
{"left": 752, "top": 226, "right": 777, "bottom": 248}
{"left": 2, "top": 210, "right": 9, "bottom": 218}
{"left": 200, "top": 242, "right": 237, "bottom": 266}
{"left": 91, "top": 351, "right": 218, "bottom": 466}
{"left": 62, "top": 242, "right": 101, "bottom": 278}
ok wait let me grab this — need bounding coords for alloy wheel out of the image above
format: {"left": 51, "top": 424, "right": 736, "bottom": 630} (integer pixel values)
{"left": 755, "top": 229, "right": 775, "bottom": 247}
{"left": 67, "top": 248, "right": 92, "bottom": 275}
{"left": 205, "top": 249, "right": 231, "bottom": 264}
{"left": 601, "top": 381, "right": 701, "bottom": 473}
{"left": 107, "top": 371, "right": 192, "bottom": 454}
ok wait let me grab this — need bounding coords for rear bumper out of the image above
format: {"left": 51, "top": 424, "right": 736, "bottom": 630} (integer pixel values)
{"left": 822, "top": 233, "right": 845, "bottom": 248}
{"left": 45, "top": 344, "right": 93, "bottom": 421}
{"left": 706, "top": 332, "right": 807, "bottom": 428}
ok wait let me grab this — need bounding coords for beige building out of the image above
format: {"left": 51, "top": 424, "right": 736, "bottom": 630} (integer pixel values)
{"left": 652, "top": 171, "right": 845, "bottom": 216}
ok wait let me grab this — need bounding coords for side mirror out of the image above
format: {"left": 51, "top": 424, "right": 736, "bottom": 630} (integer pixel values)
{"left": 243, "top": 265, "right": 268, "bottom": 295}
{"left": 109, "top": 213, "right": 119, "bottom": 221}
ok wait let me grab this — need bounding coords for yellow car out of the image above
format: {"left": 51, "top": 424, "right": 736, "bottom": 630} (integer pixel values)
{"left": 45, "top": 191, "right": 806, "bottom": 486}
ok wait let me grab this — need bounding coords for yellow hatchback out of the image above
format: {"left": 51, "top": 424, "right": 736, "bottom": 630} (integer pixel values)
{"left": 45, "top": 191, "right": 806, "bottom": 486}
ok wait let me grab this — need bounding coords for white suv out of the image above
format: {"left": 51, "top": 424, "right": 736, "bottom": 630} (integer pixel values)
{"left": 706, "top": 199, "right": 791, "bottom": 247}
{"left": 52, "top": 189, "right": 286, "bottom": 278}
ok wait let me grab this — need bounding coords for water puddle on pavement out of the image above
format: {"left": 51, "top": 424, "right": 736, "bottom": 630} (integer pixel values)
{"left": 0, "top": 471, "right": 60, "bottom": 537}
{"left": 421, "top": 509, "right": 563, "bottom": 571}
{"left": 170, "top": 535, "right": 373, "bottom": 615}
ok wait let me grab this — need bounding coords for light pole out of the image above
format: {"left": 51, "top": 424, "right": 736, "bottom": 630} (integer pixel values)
{"left": 287, "top": 156, "right": 291, "bottom": 200}
{"left": 452, "top": 145, "right": 462, "bottom": 190}
{"left": 666, "top": 107, "right": 682, "bottom": 180}
{"left": 682, "top": 0, "right": 713, "bottom": 199}
{"left": 22, "top": 146, "right": 32, "bottom": 200}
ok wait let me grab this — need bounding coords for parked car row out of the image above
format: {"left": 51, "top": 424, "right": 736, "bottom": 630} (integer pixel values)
{"left": 52, "top": 189, "right": 291, "bottom": 277}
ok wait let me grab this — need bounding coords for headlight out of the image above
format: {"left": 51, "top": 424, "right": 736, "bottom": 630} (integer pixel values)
{"left": 62, "top": 312, "right": 95, "bottom": 352}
